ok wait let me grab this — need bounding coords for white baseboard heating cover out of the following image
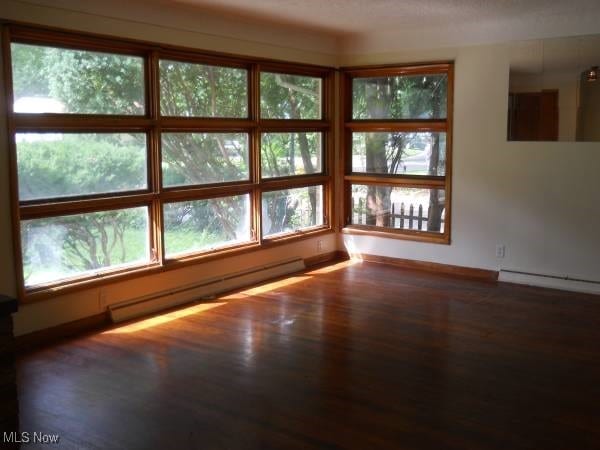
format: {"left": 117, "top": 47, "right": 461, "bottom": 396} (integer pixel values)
{"left": 499, "top": 269, "right": 600, "bottom": 295}
{"left": 109, "top": 257, "right": 305, "bottom": 323}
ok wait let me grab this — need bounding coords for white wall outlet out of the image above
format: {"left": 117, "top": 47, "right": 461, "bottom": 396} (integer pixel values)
{"left": 317, "top": 240, "right": 324, "bottom": 252}
{"left": 496, "top": 244, "right": 506, "bottom": 258}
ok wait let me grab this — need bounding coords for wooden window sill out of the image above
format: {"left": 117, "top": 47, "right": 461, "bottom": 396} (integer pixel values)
{"left": 341, "top": 226, "right": 450, "bottom": 245}
{"left": 22, "top": 228, "right": 334, "bottom": 303}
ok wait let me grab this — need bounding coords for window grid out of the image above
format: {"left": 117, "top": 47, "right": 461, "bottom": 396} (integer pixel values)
{"left": 340, "top": 63, "right": 453, "bottom": 244}
{"left": 5, "top": 26, "right": 334, "bottom": 300}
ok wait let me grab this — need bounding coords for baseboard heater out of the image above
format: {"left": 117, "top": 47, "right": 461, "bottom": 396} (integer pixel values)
{"left": 109, "top": 257, "right": 305, "bottom": 323}
{"left": 499, "top": 269, "right": 600, "bottom": 295}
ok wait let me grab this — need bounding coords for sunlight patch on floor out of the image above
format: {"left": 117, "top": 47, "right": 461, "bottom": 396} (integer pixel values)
{"left": 104, "top": 302, "right": 227, "bottom": 334}
{"left": 306, "top": 259, "right": 358, "bottom": 275}
{"left": 102, "top": 260, "right": 351, "bottom": 335}
{"left": 221, "top": 276, "right": 312, "bottom": 300}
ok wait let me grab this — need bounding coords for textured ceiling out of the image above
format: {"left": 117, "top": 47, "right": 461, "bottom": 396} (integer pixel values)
{"left": 10, "top": 0, "right": 600, "bottom": 56}
{"left": 171, "top": 0, "right": 600, "bottom": 36}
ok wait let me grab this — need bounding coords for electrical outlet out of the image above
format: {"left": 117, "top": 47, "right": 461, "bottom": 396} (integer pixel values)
{"left": 496, "top": 244, "right": 506, "bottom": 258}
{"left": 317, "top": 240, "right": 323, "bottom": 252}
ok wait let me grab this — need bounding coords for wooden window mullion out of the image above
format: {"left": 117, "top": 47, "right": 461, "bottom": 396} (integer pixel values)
{"left": 6, "top": 24, "right": 334, "bottom": 299}
{"left": 341, "top": 64, "right": 453, "bottom": 243}
{"left": 148, "top": 50, "right": 163, "bottom": 265}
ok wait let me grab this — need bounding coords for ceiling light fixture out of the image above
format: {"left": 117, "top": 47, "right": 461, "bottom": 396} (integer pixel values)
{"left": 587, "top": 66, "right": 598, "bottom": 82}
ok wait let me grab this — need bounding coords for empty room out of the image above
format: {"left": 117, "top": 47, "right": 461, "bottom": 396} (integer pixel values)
{"left": 1, "top": 0, "right": 600, "bottom": 448}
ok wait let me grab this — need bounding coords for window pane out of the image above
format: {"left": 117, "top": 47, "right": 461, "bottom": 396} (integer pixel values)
{"left": 261, "top": 132, "right": 322, "bottom": 178}
{"left": 163, "top": 194, "right": 251, "bottom": 257}
{"left": 11, "top": 43, "right": 144, "bottom": 115}
{"left": 16, "top": 133, "right": 147, "bottom": 201}
{"left": 262, "top": 185, "right": 323, "bottom": 237}
{"left": 352, "top": 132, "right": 445, "bottom": 176}
{"left": 352, "top": 74, "right": 447, "bottom": 120}
{"left": 160, "top": 59, "right": 247, "bottom": 117}
{"left": 161, "top": 133, "right": 249, "bottom": 187}
{"left": 21, "top": 207, "right": 149, "bottom": 287}
{"left": 351, "top": 184, "right": 445, "bottom": 233}
{"left": 260, "top": 72, "right": 322, "bottom": 119}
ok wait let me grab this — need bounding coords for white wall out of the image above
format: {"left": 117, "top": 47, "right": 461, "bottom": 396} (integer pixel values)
{"left": 340, "top": 44, "right": 600, "bottom": 283}
{"left": 0, "top": 0, "right": 338, "bottom": 335}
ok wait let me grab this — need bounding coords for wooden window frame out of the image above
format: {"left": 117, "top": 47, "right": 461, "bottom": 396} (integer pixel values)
{"left": 339, "top": 62, "right": 454, "bottom": 244}
{"left": 2, "top": 24, "right": 334, "bottom": 302}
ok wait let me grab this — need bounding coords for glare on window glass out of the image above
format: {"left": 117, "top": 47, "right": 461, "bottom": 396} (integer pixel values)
{"left": 22, "top": 207, "right": 150, "bottom": 287}
{"left": 163, "top": 194, "right": 252, "bottom": 257}
{"left": 352, "top": 74, "right": 447, "bottom": 120}
{"left": 351, "top": 132, "right": 445, "bottom": 176}
{"left": 262, "top": 185, "right": 323, "bottom": 237}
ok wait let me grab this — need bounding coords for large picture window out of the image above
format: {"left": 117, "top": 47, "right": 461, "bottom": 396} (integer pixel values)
{"left": 6, "top": 26, "right": 333, "bottom": 299}
{"left": 341, "top": 64, "right": 453, "bottom": 244}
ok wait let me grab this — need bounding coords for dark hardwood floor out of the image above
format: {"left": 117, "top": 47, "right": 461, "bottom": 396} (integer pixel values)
{"left": 17, "top": 260, "right": 600, "bottom": 449}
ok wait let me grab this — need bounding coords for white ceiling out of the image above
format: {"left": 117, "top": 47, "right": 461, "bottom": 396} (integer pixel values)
{"left": 172, "top": 0, "right": 600, "bottom": 37}
{"left": 8, "top": 0, "right": 600, "bottom": 56}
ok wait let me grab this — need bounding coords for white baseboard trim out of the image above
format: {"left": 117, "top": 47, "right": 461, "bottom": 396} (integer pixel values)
{"left": 499, "top": 270, "right": 600, "bottom": 295}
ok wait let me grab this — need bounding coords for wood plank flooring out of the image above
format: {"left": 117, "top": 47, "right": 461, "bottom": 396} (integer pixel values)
{"left": 17, "top": 260, "right": 600, "bottom": 449}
